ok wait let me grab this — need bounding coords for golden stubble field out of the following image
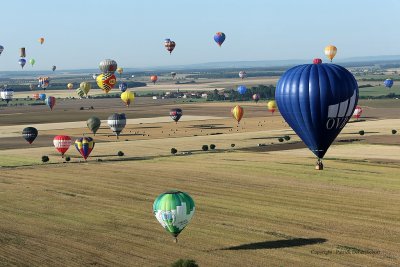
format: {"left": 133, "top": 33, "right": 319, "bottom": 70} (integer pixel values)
{"left": 0, "top": 98, "right": 399, "bottom": 266}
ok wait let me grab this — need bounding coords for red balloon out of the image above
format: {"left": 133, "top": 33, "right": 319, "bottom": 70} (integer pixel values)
{"left": 53, "top": 135, "right": 72, "bottom": 156}
{"left": 313, "top": 58, "right": 322, "bottom": 64}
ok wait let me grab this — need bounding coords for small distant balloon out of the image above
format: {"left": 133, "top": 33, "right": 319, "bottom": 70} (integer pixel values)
{"left": 117, "top": 67, "right": 123, "bottom": 75}
{"left": 29, "top": 58, "right": 35, "bottom": 66}
{"left": 171, "top": 72, "right": 177, "bottom": 79}
{"left": 39, "top": 93, "right": 46, "bottom": 101}
{"left": 22, "top": 127, "right": 38, "bottom": 144}
{"left": 52, "top": 65, "right": 56, "bottom": 71}
{"left": 18, "top": 59, "right": 26, "bottom": 69}
{"left": 119, "top": 82, "right": 127, "bottom": 92}
{"left": 150, "top": 75, "right": 158, "bottom": 84}
{"left": 120, "top": 91, "right": 135, "bottom": 107}
{"left": 239, "top": 71, "right": 247, "bottom": 79}
{"left": 384, "top": 79, "right": 393, "bottom": 89}
{"left": 324, "top": 45, "right": 337, "bottom": 62}
{"left": 237, "top": 85, "right": 247, "bottom": 95}
{"left": 87, "top": 116, "right": 101, "bottom": 135}
{"left": 79, "top": 82, "right": 91, "bottom": 96}
{"left": 252, "top": 93, "right": 260, "bottom": 103}
{"left": 353, "top": 105, "right": 363, "bottom": 120}
{"left": 96, "top": 73, "right": 116, "bottom": 93}
{"left": 38, "top": 37, "right": 45, "bottom": 45}
{"left": 99, "top": 59, "right": 117, "bottom": 73}
{"left": 45, "top": 96, "right": 56, "bottom": 110}
{"left": 214, "top": 32, "right": 226, "bottom": 47}
{"left": 53, "top": 135, "right": 72, "bottom": 157}
{"left": 0, "top": 88, "right": 14, "bottom": 103}
{"left": 170, "top": 108, "right": 182, "bottom": 123}
{"left": 231, "top": 105, "right": 244, "bottom": 124}
{"left": 267, "top": 100, "right": 277, "bottom": 114}
{"left": 67, "top": 83, "right": 74, "bottom": 90}
{"left": 75, "top": 137, "right": 95, "bottom": 160}
{"left": 0, "top": 45, "right": 4, "bottom": 55}
{"left": 164, "top": 38, "right": 176, "bottom": 54}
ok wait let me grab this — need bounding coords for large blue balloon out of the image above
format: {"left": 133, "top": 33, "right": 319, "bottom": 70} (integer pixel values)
{"left": 237, "top": 85, "right": 247, "bottom": 95}
{"left": 384, "top": 79, "right": 393, "bottom": 88}
{"left": 39, "top": 93, "right": 46, "bottom": 101}
{"left": 275, "top": 62, "right": 358, "bottom": 159}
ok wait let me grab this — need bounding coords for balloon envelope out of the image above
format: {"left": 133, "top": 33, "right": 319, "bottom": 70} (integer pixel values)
{"left": 22, "top": 127, "right": 38, "bottom": 144}
{"left": 39, "top": 93, "right": 46, "bottom": 100}
{"left": 67, "top": 83, "right": 74, "bottom": 90}
{"left": 121, "top": 91, "right": 135, "bottom": 107}
{"left": 0, "top": 45, "right": 4, "bottom": 55}
{"left": 53, "top": 135, "right": 72, "bottom": 156}
{"left": 96, "top": 73, "right": 116, "bottom": 93}
{"left": 267, "top": 100, "right": 277, "bottom": 114}
{"left": 324, "top": 45, "right": 337, "bottom": 62}
{"left": 150, "top": 75, "right": 158, "bottom": 84}
{"left": 45, "top": 96, "right": 56, "bottom": 110}
{"left": 18, "top": 59, "right": 26, "bottom": 68}
{"left": 237, "top": 85, "right": 247, "bottom": 95}
{"left": 29, "top": 58, "right": 35, "bottom": 66}
{"left": 107, "top": 113, "right": 126, "bottom": 138}
{"left": 353, "top": 105, "right": 363, "bottom": 120}
{"left": 39, "top": 37, "right": 45, "bottom": 45}
{"left": 75, "top": 137, "right": 95, "bottom": 160}
{"left": 79, "top": 82, "right": 91, "bottom": 96}
{"left": 231, "top": 105, "right": 244, "bottom": 123}
{"left": 1, "top": 88, "right": 14, "bottom": 103}
{"left": 99, "top": 59, "right": 117, "bottom": 73}
{"left": 153, "top": 190, "right": 195, "bottom": 241}
{"left": 87, "top": 117, "right": 101, "bottom": 135}
{"left": 275, "top": 62, "right": 358, "bottom": 159}
{"left": 252, "top": 93, "right": 260, "bottom": 103}
{"left": 117, "top": 67, "right": 123, "bottom": 75}
{"left": 214, "top": 32, "right": 226, "bottom": 46}
{"left": 164, "top": 39, "right": 176, "bottom": 54}
{"left": 119, "top": 82, "right": 127, "bottom": 92}
{"left": 384, "top": 79, "right": 393, "bottom": 88}
{"left": 52, "top": 65, "right": 56, "bottom": 71}
{"left": 170, "top": 108, "right": 182, "bottom": 123}
{"left": 239, "top": 71, "right": 247, "bottom": 79}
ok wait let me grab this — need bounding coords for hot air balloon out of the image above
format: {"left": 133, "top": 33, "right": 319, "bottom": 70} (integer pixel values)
{"left": 384, "top": 79, "right": 394, "bottom": 89}
{"left": 33, "top": 93, "right": 40, "bottom": 100}
{"left": 53, "top": 135, "right": 72, "bottom": 157}
{"left": 150, "top": 75, "right": 158, "bottom": 84}
{"left": 237, "top": 85, "right": 247, "bottom": 95}
{"left": 214, "top": 32, "right": 226, "bottom": 47}
{"left": 252, "top": 93, "right": 260, "bottom": 103}
{"left": 99, "top": 59, "right": 117, "bottom": 73}
{"left": 231, "top": 105, "right": 244, "bottom": 124}
{"left": 38, "top": 77, "right": 50, "bottom": 90}
{"left": 164, "top": 39, "right": 176, "bottom": 54}
{"left": 67, "top": 83, "right": 74, "bottom": 90}
{"left": 353, "top": 105, "right": 363, "bottom": 120}
{"left": 170, "top": 108, "right": 182, "bottom": 123}
{"left": 45, "top": 96, "right": 56, "bottom": 110}
{"left": 324, "top": 45, "right": 337, "bottom": 62}
{"left": 76, "top": 88, "right": 85, "bottom": 98}
{"left": 1, "top": 88, "right": 13, "bottom": 103}
{"left": 75, "top": 137, "right": 95, "bottom": 160}
{"left": 131, "top": 75, "right": 135, "bottom": 78}
{"left": 119, "top": 82, "right": 127, "bottom": 92}
{"left": 22, "top": 127, "right": 38, "bottom": 144}
{"left": 79, "top": 82, "right": 91, "bottom": 96}
{"left": 18, "top": 59, "right": 26, "bottom": 69}
{"left": 29, "top": 84, "right": 35, "bottom": 90}
{"left": 117, "top": 67, "right": 123, "bottom": 75}
{"left": 38, "top": 37, "right": 45, "bottom": 45}
{"left": 96, "top": 73, "right": 116, "bottom": 93}
{"left": 29, "top": 58, "right": 35, "bottom": 66}
{"left": 153, "top": 190, "right": 195, "bottom": 243}
{"left": 239, "top": 71, "right": 247, "bottom": 79}
{"left": 87, "top": 116, "right": 101, "bottom": 135}
{"left": 171, "top": 72, "right": 177, "bottom": 79}
{"left": 267, "top": 100, "right": 277, "bottom": 115}
{"left": 121, "top": 91, "right": 135, "bottom": 107}
{"left": 20, "top": 47, "right": 26, "bottom": 58}
{"left": 39, "top": 93, "right": 46, "bottom": 100}
{"left": 107, "top": 113, "right": 126, "bottom": 139}
{"left": 275, "top": 60, "right": 358, "bottom": 169}
{"left": 52, "top": 65, "right": 56, "bottom": 72}
{"left": 313, "top": 58, "right": 322, "bottom": 64}
{"left": 0, "top": 45, "right": 4, "bottom": 55}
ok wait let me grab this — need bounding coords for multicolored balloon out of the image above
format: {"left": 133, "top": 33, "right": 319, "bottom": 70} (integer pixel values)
{"left": 239, "top": 71, "right": 247, "bottom": 79}
{"left": 96, "top": 73, "right": 116, "bottom": 93}
{"left": 164, "top": 39, "right": 176, "bottom": 54}
{"left": 76, "top": 88, "right": 85, "bottom": 98}
{"left": 18, "top": 58, "right": 26, "bottom": 69}
{"left": 153, "top": 190, "right": 195, "bottom": 242}
{"left": 231, "top": 105, "right": 244, "bottom": 124}
{"left": 53, "top": 135, "right": 72, "bottom": 157}
{"left": 252, "top": 93, "right": 260, "bottom": 103}
{"left": 324, "top": 45, "right": 337, "bottom": 62}
{"left": 267, "top": 100, "right": 277, "bottom": 114}
{"left": 75, "top": 137, "right": 95, "bottom": 160}
{"left": 38, "top": 77, "right": 50, "bottom": 90}
{"left": 214, "top": 32, "right": 226, "bottom": 47}
{"left": 150, "top": 75, "right": 158, "bottom": 84}
{"left": 384, "top": 79, "right": 394, "bottom": 89}
{"left": 275, "top": 61, "right": 358, "bottom": 164}
{"left": 22, "top": 127, "right": 38, "bottom": 144}
{"left": 107, "top": 113, "right": 126, "bottom": 138}
{"left": 237, "top": 85, "right": 247, "bottom": 95}
{"left": 121, "top": 91, "right": 135, "bottom": 107}
{"left": 99, "top": 59, "right": 117, "bottom": 73}
{"left": 170, "top": 108, "right": 182, "bottom": 123}
{"left": 1, "top": 88, "right": 14, "bottom": 103}
{"left": 87, "top": 116, "right": 101, "bottom": 135}
{"left": 45, "top": 96, "right": 56, "bottom": 110}
{"left": 353, "top": 105, "right": 363, "bottom": 120}
{"left": 119, "top": 82, "right": 127, "bottom": 92}
{"left": 33, "top": 93, "right": 40, "bottom": 100}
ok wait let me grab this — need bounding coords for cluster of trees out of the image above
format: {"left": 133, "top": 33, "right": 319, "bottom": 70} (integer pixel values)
{"left": 207, "top": 84, "right": 276, "bottom": 101}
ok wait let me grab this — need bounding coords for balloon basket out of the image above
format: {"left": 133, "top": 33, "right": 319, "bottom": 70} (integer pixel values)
{"left": 173, "top": 237, "right": 178, "bottom": 243}
{"left": 315, "top": 160, "right": 324, "bottom": 170}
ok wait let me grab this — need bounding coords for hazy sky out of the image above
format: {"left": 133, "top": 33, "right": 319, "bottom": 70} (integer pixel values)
{"left": 0, "top": 0, "right": 399, "bottom": 71}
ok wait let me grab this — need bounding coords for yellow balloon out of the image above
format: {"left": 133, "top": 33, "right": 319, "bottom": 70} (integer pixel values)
{"left": 231, "top": 105, "right": 244, "bottom": 123}
{"left": 267, "top": 100, "right": 277, "bottom": 114}
{"left": 324, "top": 45, "right": 337, "bottom": 62}
{"left": 117, "top": 67, "right": 123, "bottom": 75}
{"left": 67, "top": 83, "right": 73, "bottom": 90}
{"left": 79, "top": 82, "right": 91, "bottom": 96}
{"left": 96, "top": 73, "right": 116, "bottom": 94}
{"left": 121, "top": 91, "right": 135, "bottom": 107}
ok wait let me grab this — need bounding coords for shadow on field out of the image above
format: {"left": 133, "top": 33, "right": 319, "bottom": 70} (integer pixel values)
{"left": 220, "top": 238, "right": 327, "bottom": 250}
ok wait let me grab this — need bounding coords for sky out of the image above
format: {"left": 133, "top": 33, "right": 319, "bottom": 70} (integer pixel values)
{"left": 0, "top": 0, "right": 399, "bottom": 71}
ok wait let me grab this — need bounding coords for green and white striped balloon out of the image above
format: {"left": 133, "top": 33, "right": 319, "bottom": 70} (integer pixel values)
{"left": 153, "top": 190, "right": 195, "bottom": 242}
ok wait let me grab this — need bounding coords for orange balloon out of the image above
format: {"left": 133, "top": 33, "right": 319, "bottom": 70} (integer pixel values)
{"left": 39, "top": 37, "right": 45, "bottom": 45}
{"left": 150, "top": 75, "right": 158, "bottom": 84}
{"left": 231, "top": 105, "right": 244, "bottom": 123}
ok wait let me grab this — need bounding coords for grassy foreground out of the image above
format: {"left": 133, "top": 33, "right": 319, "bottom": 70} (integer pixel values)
{"left": 0, "top": 150, "right": 399, "bottom": 267}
